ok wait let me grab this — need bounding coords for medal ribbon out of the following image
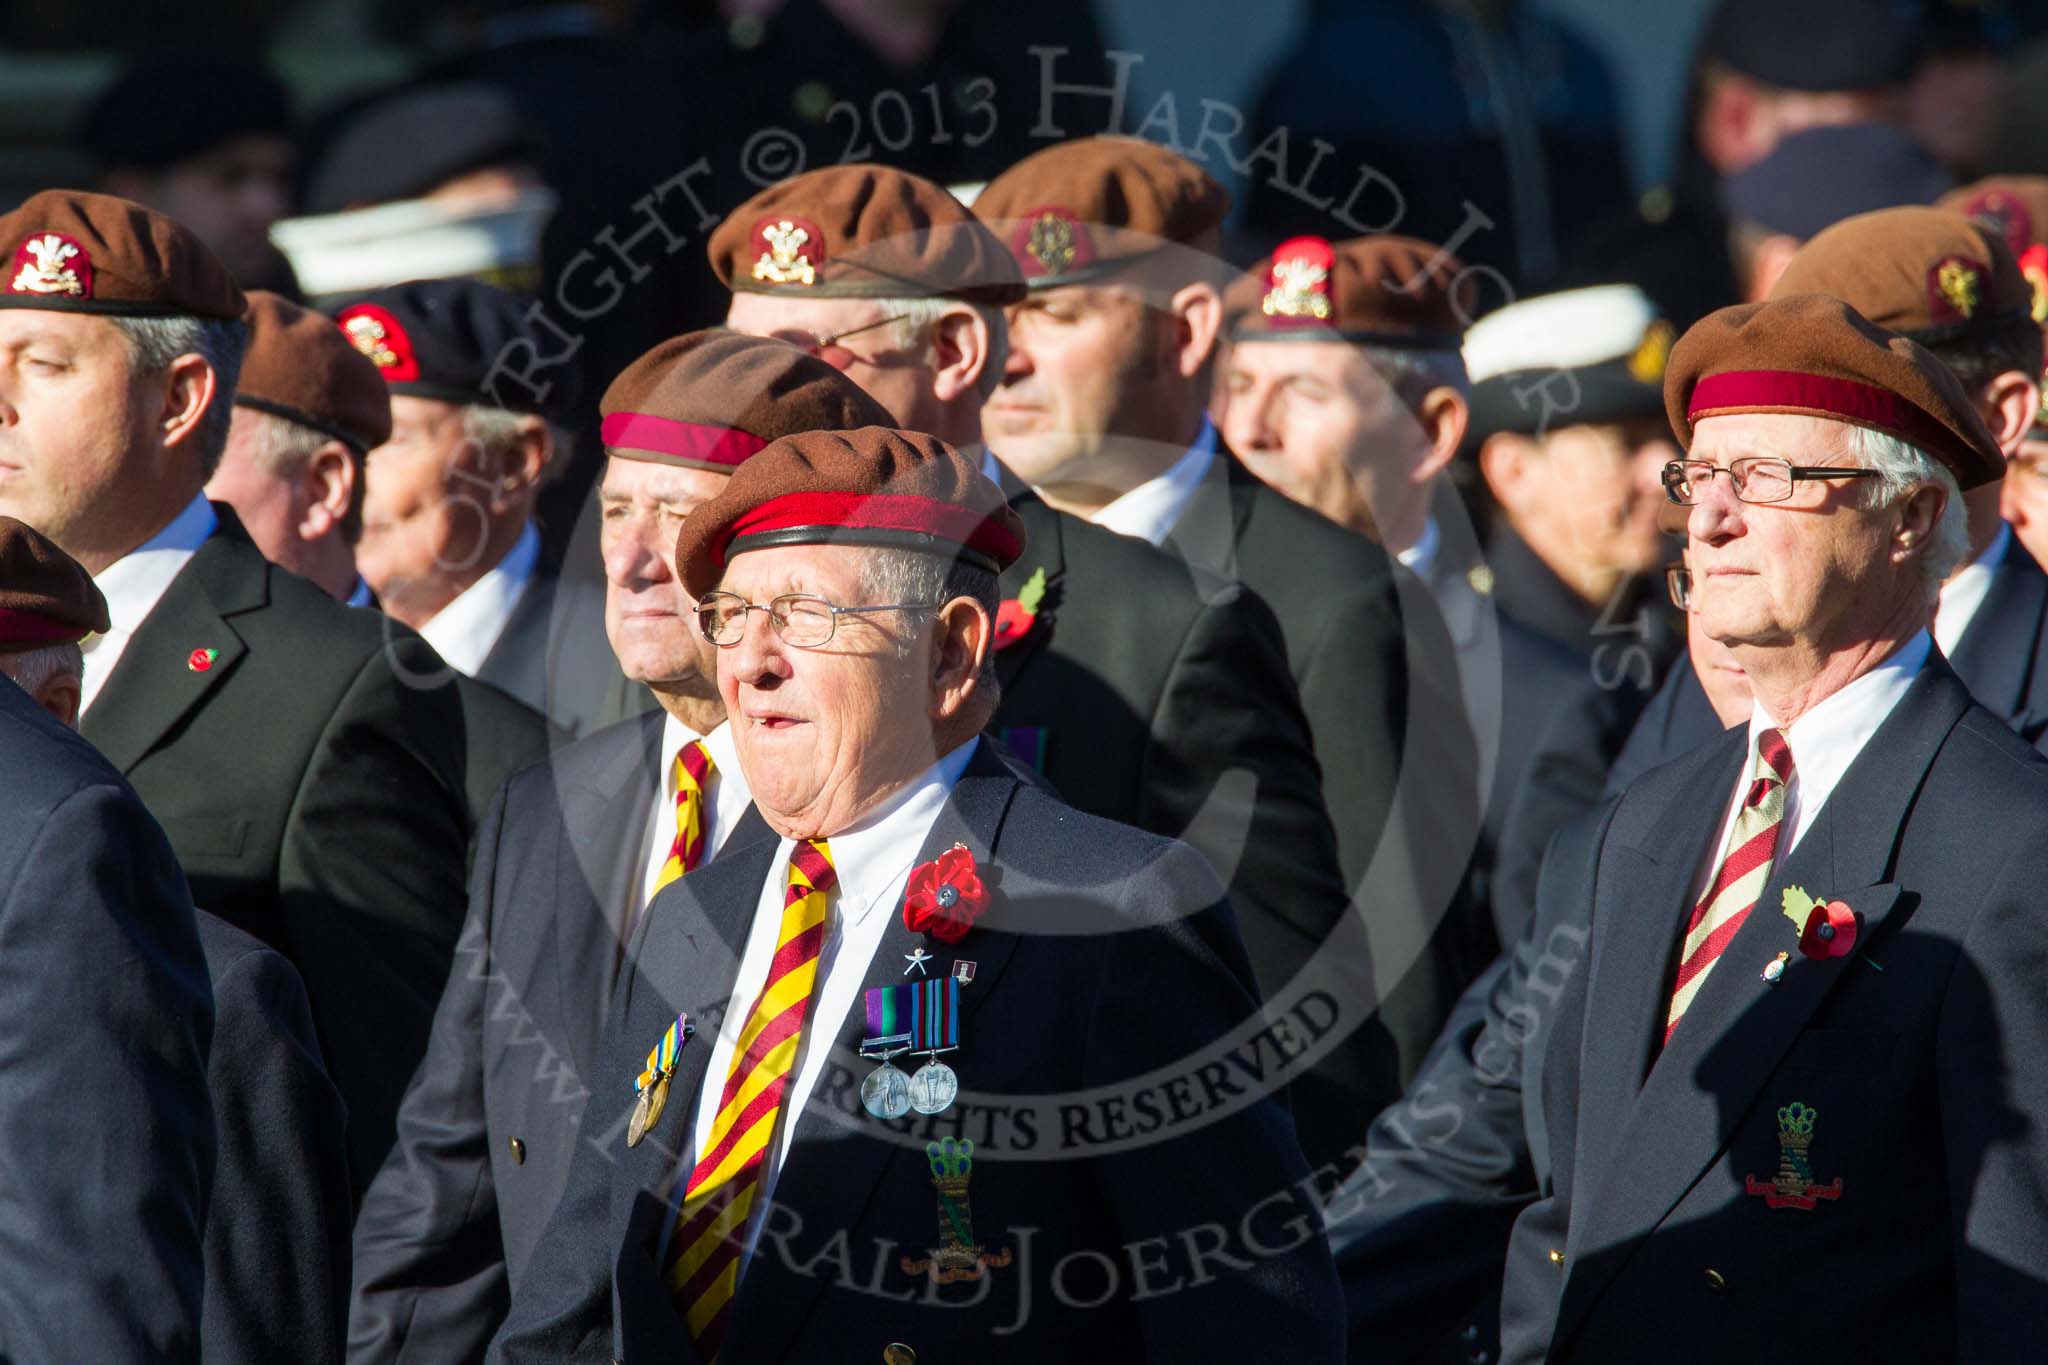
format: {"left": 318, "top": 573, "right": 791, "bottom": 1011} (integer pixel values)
{"left": 864, "top": 978, "right": 959, "bottom": 1052}
{"left": 636, "top": 1013, "right": 690, "bottom": 1094}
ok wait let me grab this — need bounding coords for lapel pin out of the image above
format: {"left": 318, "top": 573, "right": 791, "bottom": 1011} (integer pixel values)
{"left": 903, "top": 947, "right": 932, "bottom": 977}
{"left": 1781, "top": 885, "right": 1860, "bottom": 960}
{"left": 952, "top": 960, "right": 976, "bottom": 985}
{"left": 1761, "top": 951, "right": 1788, "bottom": 985}
{"left": 187, "top": 646, "right": 219, "bottom": 672}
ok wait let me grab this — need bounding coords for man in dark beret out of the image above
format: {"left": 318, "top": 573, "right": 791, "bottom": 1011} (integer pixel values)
{"left": 0, "top": 189, "right": 473, "bottom": 1202}
{"left": 1500, "top": 294, "right": 2048, "bottom": 1362}
{"left": 350, "top": 330, "right": 885, "bottom": 1363}
{"left": 79, "top": 50, "right": 299, "bottom": 294}
{"left": 336, "top": 276, "right": 621, "bottom": 740}
{"left": 710, "top": 162, "right": 1400, "bottom": 1162}
{"left": 493, "top": 423, "right": 1344, "bottom": 1364}
{"left": 977, "top": 139, "right": 1478, "bottom": 1081}
{"left": 0, "top": 515, "right": 216, "bottom": 1362}
{"left": 0, "top": 512, "right": 107, "bottom": 725}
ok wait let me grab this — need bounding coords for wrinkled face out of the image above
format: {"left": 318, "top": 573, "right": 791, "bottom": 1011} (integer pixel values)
{"left": 356, "top": 395, "right": 485, "bottom": 603}
{"left": 985, "top": 283, "right": 1175, "bottom": 486}
{"left": 724, "top": 293, "right": 931, "bottom": 434}
{"left": 208, "top": 407, "right": 302, "bottom": 566}
{"left": 1530, "top": 417, "right": 1676, "bottom": 577}
{"left": 1221, "top": 340, "right": 1421, "bottom": 531}
{"left": 0, "top": 309, "right": 178, "bottom": 566}
{"left": 599, "top": 454, "right": 730, "bottom": 686}
{"left": 1685, "top": 412, "right": 1912, "bottom": 655}
{"left": 2002, "top": 435, "right": 2048, "bottom": 570}
{"left": 142, "top": 135, "right": 294, "bottom": 283}
{"left": 714, "top": 542, "right": 937, "bottom": 837}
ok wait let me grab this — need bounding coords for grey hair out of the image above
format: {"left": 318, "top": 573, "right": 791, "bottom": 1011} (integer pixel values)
{"left": 460, "top": 405, "right": 570, "bottom": 488}
{"left": 111, "top": 314, "right": 249, "bottom": 480}
{"left": 235, "top": 407, "right": 366, "bottom": 541}
{"left": 876, "top": 296, "right": 1010, "bottom": 402}
{"left": 856, "top": 547, "right": 1001, "bottom": 694}
{"left": 1844, "top": 425, "right": 1971, "bottom": 594}
{"left": 1, "top": 641, "right": 83, "bottom": 700}
{"left": 1360, "top": 344, "right": 1470, "bottom": 410}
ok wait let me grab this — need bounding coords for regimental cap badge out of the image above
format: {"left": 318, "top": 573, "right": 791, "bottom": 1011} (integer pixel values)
{"left": 1627, "top": 319, "right": 1676, "bottom": 384}
{"left": 751, "top": 216, "right": 824, "bottom": 287}
{"left": 335, "top": 303, "right": 420, "bottom": 382}
{"left": 6, "top": 232, "right": 91, "bottom": 300}
{"left": 1011, "top": 207, "right": 1093, "bottom": 281}
{"left": 1962, "top": 189, "right": 2034, "bottom": 262}
{"left": 2021, "top": 244, "right": 2048, "bottom": 325}
{"left": 1262, "top": 235, "right": 1335, "bottom": 323}
{"left": 1929, "top": 255, "right": 1985, "bottom": 324}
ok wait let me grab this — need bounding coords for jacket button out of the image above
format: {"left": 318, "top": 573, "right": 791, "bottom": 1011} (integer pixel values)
{"left": 883, "top": 1345, "right": 916, "bottom": 1365}
{"left": 1703, "top": 1268, "right": 1727, "bottom": 1292}
{"left": 508, "top": 1137, "right": 526, "bottom": 1165}
{"left": 1547, "top": 1248, "right": 1564, "bottom": 1266}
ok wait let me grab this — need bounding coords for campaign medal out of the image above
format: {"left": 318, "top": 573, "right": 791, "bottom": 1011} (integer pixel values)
{"left": 863, "top": 977, "right": 962, "bottom": 1117}
{"left": 626, "top": 1013, "right": 692, "bottom": 1149}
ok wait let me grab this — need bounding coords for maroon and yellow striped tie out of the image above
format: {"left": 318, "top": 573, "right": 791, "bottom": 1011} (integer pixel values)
{"left": 1666, "top": 728, "right": 1794, "bottom": 1042}
{"left": 652, "top": 740, "right": 716, "bottom": 896}
{"left": 666, "top": 838, "right": 836, "bottom": 1360}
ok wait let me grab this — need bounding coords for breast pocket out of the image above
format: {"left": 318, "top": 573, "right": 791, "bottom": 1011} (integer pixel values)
{"left": 155, "top": 815, "right": 251, "bottom": 862}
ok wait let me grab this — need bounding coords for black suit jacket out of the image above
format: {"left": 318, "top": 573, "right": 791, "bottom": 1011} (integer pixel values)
{"left": 476, "top": 547, "right": 636, "bottom": 742}
{"left": 196, "top": 909, "right": 352, "bottom": 1365}
{"left": 449, "top": 672, "right": 557, "bottom": 865}
{"left": 351, "top": 712, "right": 771, "bottom": 1364}
{"left": 80, "top": 507, "right": 472, "bottom": 1200}
{"left": 490, "top": 742, "right": 1345, "bottom": 1363}
{"left": 1946, "top": 537, "right": 2048, "bottom": 749}
{"left": 1502, "top": 660, "right": 2048, "bottom": 1361}
{"left": 0, "top": 680, "right": 215, "bottom": 1362}
{"left": 995, "top": 488, "right": 1400, "bottom": 1163}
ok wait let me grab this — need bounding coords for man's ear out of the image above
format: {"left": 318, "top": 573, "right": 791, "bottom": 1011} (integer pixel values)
{"left": 1894, "top": 481, "right": 1947, "bottom": 561}
{"left": 486, "top": 415, "right": 553, "bottom": 514}
{"left": 35, "top": 674, "right": 80, "bottom": 730}
{"left": 295, "top": 440, "right": 357, "bottom": 541}
{"left": 929, "top": 595, "right": 992, "bottom": 719}
{"left": 1414, "top": 386, "right": 1470, "bottom": 485}
{"left": 930, "top": 307, "right": 993, "bottom": 406}
{"left": 1979, "top": 368, "right": 2041, "bottom": 459}
{"left": 1169, "top": 281, "right": 1223, "bottom": 379}
{"left": 158, "top": 354, "right": 220, "bottom": 464}
{"left": 1477, "top": 430, "right": 1539, "bottom": 511}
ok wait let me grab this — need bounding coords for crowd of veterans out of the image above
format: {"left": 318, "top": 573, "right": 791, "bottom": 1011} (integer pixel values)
{"left": 9, "top": 0, "right": 2048, "bottom": 1361}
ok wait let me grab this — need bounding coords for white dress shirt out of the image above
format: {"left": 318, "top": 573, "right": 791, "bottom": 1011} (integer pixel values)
{"left": 631, "top": 716, "right": 752, "bottom": 932}
{"left": 1692, "top": 629, "right": 1931, "bottom": 903}
{"left": 1933, "top": 522, "right": 2009, "bottom": 658}
{"left": 80, "top": 493, "right": 218, "bottom": 714}
{"left": 418, "top": 521, "right": 540, "bottom": 677}
{"left": 675, "top": 736, "right": 978, "bottom": 1270}
{"left": 1085, "top": 419, "right": 1218, "bottom": 547}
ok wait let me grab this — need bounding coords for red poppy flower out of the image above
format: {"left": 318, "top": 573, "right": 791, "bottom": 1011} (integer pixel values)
{"left": 1798, "top": 899, "right": 1858, "bottom": 960}
{"left": 902, "top": 844, "right": 988, "bottom": 944}
{"left": 993, "top": 599, "right": 1037, "bottom": 650}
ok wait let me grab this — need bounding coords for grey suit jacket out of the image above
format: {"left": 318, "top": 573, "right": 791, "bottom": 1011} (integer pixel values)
{"left": 0, "top": 679, "right": 215, "bottom": 1361}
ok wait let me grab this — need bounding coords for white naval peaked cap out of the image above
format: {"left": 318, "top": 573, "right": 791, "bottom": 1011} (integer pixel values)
{"left": 1462, "top": 283, "right": 1660, "bottom": 382}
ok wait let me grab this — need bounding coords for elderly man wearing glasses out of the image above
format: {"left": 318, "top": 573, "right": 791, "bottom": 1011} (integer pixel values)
{"left": 491, "top": 425, "right": 1344, "bottom": 1364}
{"left": 1496, "top": 294, "right": 2048, "bottom": 1363}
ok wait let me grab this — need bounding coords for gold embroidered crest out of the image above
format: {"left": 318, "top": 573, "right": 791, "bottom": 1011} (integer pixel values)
{"left": 1025, "top": 213, "right": 1077, "bottom": 277}
{"left": 1627, "top": 320, "right": 1675, "bottom": 384}
{"left": 753, "top": 219, "right": 817, "bottom": 286}
{"left": 342, "top": 314, "right": 399, "bottom": 369}
{"left": 1262, "top": 255, "right": 1332, "bottom": 319}
{"left": 11, "top": 234, "right": 84, "bottom": 296}
{"left": 1937, "top": 260, "right": 1980, "bottom": 318}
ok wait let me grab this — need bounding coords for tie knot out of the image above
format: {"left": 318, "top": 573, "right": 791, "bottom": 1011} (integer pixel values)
{"left": 790, "top": 837, "right": 837, "bottom": 896}
{"left": 1756, "top": 727, "right": 1794, "bottom": 784}
{"left": 677, "top": 738, "right": 715, "bottom": 786}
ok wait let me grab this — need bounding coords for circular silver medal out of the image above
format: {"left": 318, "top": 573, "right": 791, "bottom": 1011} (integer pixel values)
{"left": 907, "top": 1058, "right": 959, "bottom": 1115}
{"left": 861, "top": 1061, "right": 912, "bottom": 1119}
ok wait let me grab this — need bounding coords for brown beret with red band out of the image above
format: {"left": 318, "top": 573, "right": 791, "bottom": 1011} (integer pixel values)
{"left": 1665, "top": 293, "right": 2005, "bottom": 489}
{"left": 708, "top": 165, "right": 1023, "bottom": 304}
{"left": 0, "top": 516, "right": 109, "bottom": 652}
{"left": 674, "top": 425, "right": 1025, "bottom": 597}
{"left": 235, "top": 290, "right": 393, "bottom": 455}
{"left": 973, "top": 136, "right": 1231, "bottom": 287}
{"left": 599, "top": 330, "right": 895, "bottom": 473}
{"left": 0, "top": 189, "right": 243, "bottom": 320}
{"left": 1769, "top": 206, "right": 2033, "bottom": 345}
{"left": 1940, "top": 176, "right": 2048, "bottom": 258}
{"left": 1225, "top": 233, "right": 1470, "bottom": 347}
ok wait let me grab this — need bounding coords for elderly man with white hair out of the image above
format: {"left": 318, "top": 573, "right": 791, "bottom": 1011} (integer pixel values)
{"left": 1496, "top": 294, "right": 2048, "bottom": 1362}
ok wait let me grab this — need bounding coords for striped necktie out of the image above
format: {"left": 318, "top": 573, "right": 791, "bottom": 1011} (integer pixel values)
{"left": 652, "top": 740, "right": 716, "bottom": 896}
{"left": 1666, "top": 728, "right": 1794, "bottom": 1043}
{"left": 667, "top": 838, "right": 836, "bottom": 1361}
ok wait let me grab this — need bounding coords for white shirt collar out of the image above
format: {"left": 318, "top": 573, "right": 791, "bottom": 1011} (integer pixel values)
{"left": 80, "top": 493, "right": 218, "bottom": 714}
{"left": 418, "top": 521, "right": 540, "bottom": 677}
{"left": 1748, "top": 628, "right": 1932, "bottom": 853}
{"left": 807, "top": 737, "right": 980, "bottom": 928}
{"left": 1933, "top": 522, "right": 2010, "bottom": 657}
{"left": 1084, "top": 420, "right": 1217, "bottom": 548}
{"left": 1396, "top": 516, "right": 1441, "bottom": 580}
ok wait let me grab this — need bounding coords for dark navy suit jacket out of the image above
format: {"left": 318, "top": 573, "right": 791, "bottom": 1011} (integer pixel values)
{"left": 489, "top": 741, "right": 1345, "bottom": 1363}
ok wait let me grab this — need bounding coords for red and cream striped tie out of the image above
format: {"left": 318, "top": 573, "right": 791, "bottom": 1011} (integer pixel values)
{"left": 652, "top": 739, "right": 716, "bottom": 896}
{"left": 666, "top": 838, "right": 836, "bottom": 1361}
{"left": 1665, "top": 728, "right": 1794, "bottom": 1042}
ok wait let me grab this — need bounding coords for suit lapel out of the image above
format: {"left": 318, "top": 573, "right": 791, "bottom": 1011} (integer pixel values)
{"left": 729, "top": 746, "right": 1024, "bottom": 1363}
{"left": 1947, "top": 547, "right": 2048, "bottom": 734}
{"left": 1555, "top": 666, "right": 1970, "bottom": 1348}
{"left": 82, "top": 517, "right": 264, "bottom": 776}
{"left": 993, "top": 492, "right": 1069, "bottom": 697}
